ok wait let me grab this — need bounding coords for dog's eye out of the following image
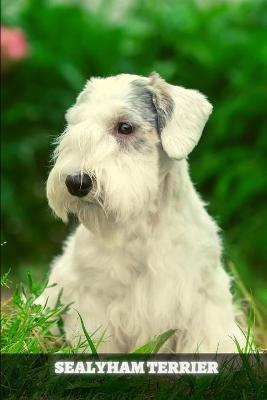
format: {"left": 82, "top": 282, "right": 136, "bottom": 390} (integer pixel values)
{"left": 118, "top": 122, "right": 133, "bottom": 135}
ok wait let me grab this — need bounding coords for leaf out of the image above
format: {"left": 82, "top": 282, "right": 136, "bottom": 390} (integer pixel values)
{"left": 132, "top": 329, "right": 176, "bottom": 354}
{"left": 95, "top": 327, "right": 108, "bottom": 351}
{"left": 76, "top": 311, "right": 99, "bottom": 357}
{"left": 0, "top": 268, "right": 11, "bottom": 288}
{"left": 12, "top": 287, "right": 23, "bottom": 307}
{"left": 27, "top": 272, "right": 33, "bottom": 293}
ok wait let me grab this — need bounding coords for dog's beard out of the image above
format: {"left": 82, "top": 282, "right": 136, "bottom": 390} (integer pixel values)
{"left": 76, "top": 200, "right": 116, "bottom": 238}
{"left": 74, "top": 189, "right": 150, "bottom": 244}
{"left": 47, "top": 157, "right": 160, "bottom": 241}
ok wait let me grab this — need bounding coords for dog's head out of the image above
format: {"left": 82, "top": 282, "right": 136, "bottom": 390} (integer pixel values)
{"left": 47, "top": 73, "right": 212, "bottom": 234}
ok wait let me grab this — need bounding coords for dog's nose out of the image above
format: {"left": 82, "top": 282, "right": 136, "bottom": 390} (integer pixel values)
{"left": 65, "top": 174, "right": 93, "bottom": 197}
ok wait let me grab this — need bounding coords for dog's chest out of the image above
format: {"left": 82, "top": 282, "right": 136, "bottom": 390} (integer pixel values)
{"left": 74, "top": 224, "right": 206, "bottom": 339}
{"left": 91, "top": 242, "right": 181, "bottom": 321}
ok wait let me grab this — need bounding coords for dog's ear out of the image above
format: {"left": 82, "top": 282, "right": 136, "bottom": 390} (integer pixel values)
{"left": 148, "top": 72, "right": 212, "bottom": 159}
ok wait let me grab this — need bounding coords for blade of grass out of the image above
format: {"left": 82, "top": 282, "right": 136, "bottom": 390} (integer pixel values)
{"left": 95, "top": 327, "right": 108, "bottom": 351}
{"left": 132, "top": 329, "right": 176, "bottom": 354}
{"left": 76, "top": 311, "right": 99, "bottom": 357}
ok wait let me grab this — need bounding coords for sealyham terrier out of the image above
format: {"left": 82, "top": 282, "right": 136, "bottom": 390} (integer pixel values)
{"left": 40, "top": 72, "right": 246, "bottom": 352}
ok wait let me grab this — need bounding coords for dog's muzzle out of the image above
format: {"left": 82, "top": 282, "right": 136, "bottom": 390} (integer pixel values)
{"left": 65, "top": 174, "right": 93, "bottom": 197}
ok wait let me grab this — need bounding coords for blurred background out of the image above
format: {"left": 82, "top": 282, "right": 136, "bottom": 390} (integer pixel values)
{"left": 1, "top": 0, "right": 266, "bottom": 328}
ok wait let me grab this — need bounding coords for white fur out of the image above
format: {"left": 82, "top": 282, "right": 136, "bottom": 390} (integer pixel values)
{"left": 39, "top": 73, "right": 245, "bottom": 353}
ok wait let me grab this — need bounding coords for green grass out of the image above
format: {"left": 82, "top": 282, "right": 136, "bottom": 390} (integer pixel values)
{"left": 1, "top": 352, "right": 267, "bottom": 400}
{"left": 1, "top": 271, "right": 267, "bottom": 399}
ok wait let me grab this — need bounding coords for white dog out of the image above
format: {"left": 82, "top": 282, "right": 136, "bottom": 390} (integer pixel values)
{"left": 40, "top": 72, "right": 245, "bottom": 353}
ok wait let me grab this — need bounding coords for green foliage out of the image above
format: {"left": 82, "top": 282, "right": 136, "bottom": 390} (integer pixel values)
{"left": 1, "top": 273, "right": 66, "bottom": 353}
{"left": 1, "top": 0, "right": 267, "bottom": 310}
{"left": 3, "top": 351, "right": 267, "bottom": 400}
{"left": 1, "top": 274, "right": 267, "bottom": 399}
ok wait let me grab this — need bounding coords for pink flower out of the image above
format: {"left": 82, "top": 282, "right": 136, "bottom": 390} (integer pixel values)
{"left": 1, "top": 26, "right": 29, "bottom": 71}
